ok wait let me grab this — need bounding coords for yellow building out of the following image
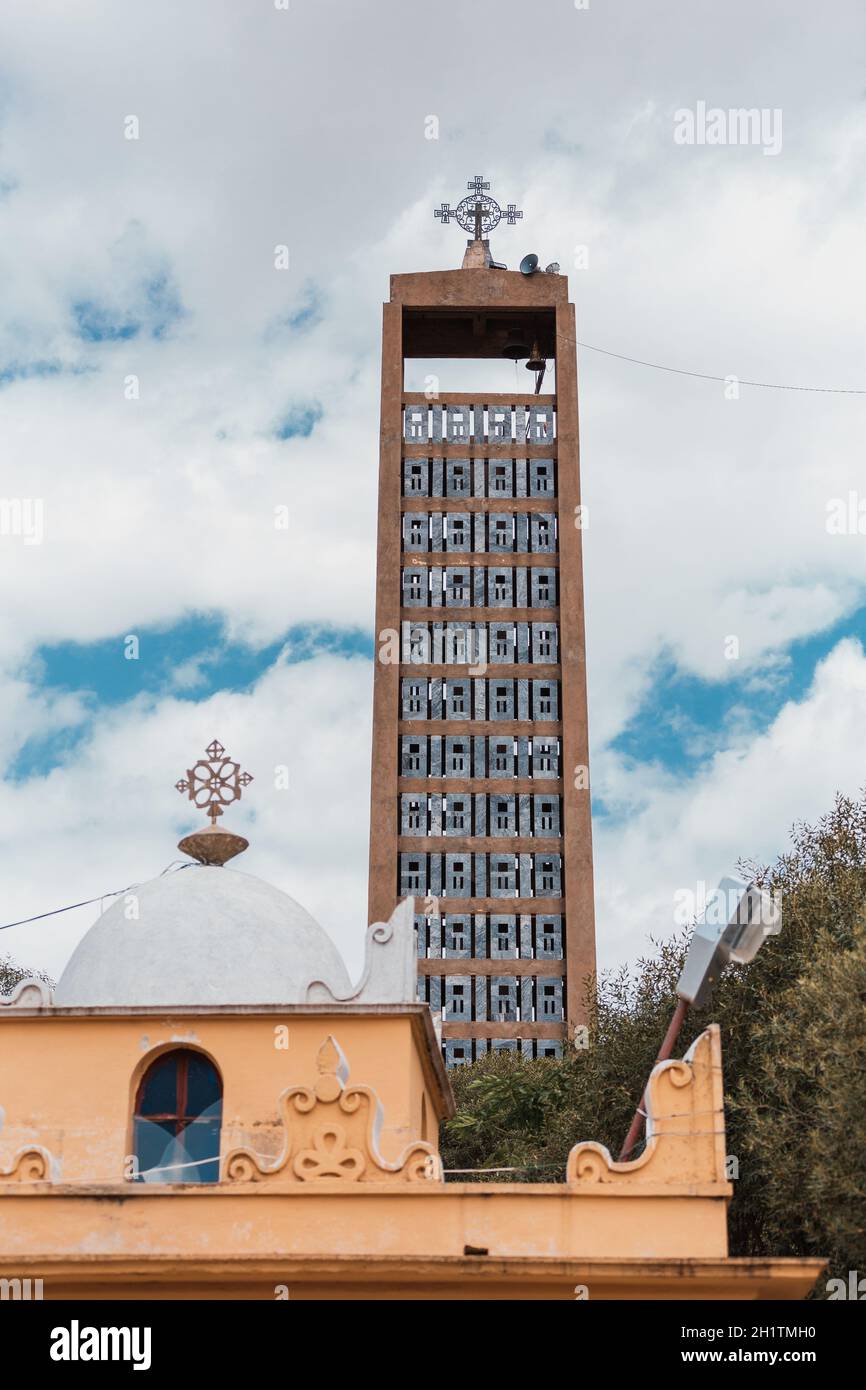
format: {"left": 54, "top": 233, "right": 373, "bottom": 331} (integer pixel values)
{"left": 0, "top": 819, "right": 822, "bottom": 1300}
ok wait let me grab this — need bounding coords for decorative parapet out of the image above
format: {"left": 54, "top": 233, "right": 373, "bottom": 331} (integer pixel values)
{"left": 566, "top": 1025, "right": 729, "bottom": 1191}
{"left": 306, "top": 898, "right": 417, "bottom": 1006}
{"left": 0, "top": 978, "right": 53, "bottom": 1008}
{"left": 224, "top": 1036, "right": 441, "bottom": 1185}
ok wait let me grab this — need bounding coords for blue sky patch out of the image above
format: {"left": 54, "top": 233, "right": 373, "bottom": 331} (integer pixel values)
{"left": 610, "top": 602, "right": 866, "bottom": 776}
{"left": 143, "top": 272, "right": 184, "bottom": 339}
{"left": 0, "top": 359, "right": 97, "bottom": 390}
{"left": 275, "top": 402, "right": 323, "bottom": 439}
{"left": 285, "top": 283, "right": 324, "bottom": 332}
{"left": 0, "top": 359, "right": 64, "bottom": 386}
{"left": 8, "top": 616, "right": 372, "bottom": 780}
{"left": 71, "top": 270, "right": 184, "bottom": 344}
{"left": 72, "top": 300, "right": 140, "bottom": 342}
{"left": 265, "top": 281, "right": 325, "bottom": 339}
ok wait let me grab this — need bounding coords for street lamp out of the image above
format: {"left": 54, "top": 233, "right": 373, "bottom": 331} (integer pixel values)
{"left": 618, "top": 876, "right": 781, "bottom": 1161}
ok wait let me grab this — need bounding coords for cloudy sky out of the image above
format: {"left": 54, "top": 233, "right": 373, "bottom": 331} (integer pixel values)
{"left": 1, "top": 0, "right": 864, "bottom": 986}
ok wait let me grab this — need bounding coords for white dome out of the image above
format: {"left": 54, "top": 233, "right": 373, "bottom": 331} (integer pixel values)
{"left": 54, "top": 866, "right": 353, "bottom": 1008}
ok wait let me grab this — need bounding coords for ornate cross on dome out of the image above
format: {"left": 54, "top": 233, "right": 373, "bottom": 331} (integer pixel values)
{"left": 175, "top": 740, "right": 254, "bottom": 865}
{"left": 175, "top": 739, "right": 253, "bottom": 826}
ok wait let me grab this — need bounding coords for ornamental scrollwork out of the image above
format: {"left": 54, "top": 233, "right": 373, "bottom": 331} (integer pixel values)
{"left": 224, "top": 1036, "right": 442, "bottom": 1185}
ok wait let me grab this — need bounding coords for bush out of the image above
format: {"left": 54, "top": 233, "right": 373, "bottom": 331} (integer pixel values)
{"left": 441, "top": 791, "right": 866, "bottom": 1291}
{"left": 0, "top": 952, "right": 53, "bottom": 997}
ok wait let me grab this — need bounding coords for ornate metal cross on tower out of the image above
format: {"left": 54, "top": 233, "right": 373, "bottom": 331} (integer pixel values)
{"left": 434, "top": 175, "right": 523, "bottom": 265}
{"left": 467, "top": 174, "right": 490, "bottom": 240}
{"left": 175, "top": 739, "right": 254, "bottom": 866}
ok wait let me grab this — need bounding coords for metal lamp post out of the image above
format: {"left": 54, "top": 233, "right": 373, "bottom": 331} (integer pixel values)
{"left": 618, "top": 876, "right": 781, "bottom": 1162}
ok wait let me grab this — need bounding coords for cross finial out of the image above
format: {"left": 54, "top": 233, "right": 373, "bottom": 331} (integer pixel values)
{"left": 175, "top": 740, "right": 253, "bottom": 825}
{"left": 174, "top": 740, "right": 254, "bottom": 866}
{"left": 433, "top": 175, "right": 523, "bottom": 254}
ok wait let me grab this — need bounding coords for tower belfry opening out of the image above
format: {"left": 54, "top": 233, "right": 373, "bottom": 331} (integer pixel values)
{"left": 369, "top": 177, "right": 596, "bottom": 1066}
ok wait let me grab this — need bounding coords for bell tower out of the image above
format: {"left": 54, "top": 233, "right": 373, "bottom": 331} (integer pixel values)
{"left": 368, "top": 178, "right": 595, "bottom": 1064}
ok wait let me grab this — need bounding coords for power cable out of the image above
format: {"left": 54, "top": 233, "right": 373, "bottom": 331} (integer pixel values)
{"left": 575, "top": 340, "right": 866, "bottom": 394}
{"left": 0, "top": 861, "right": 195, "bottom": 933}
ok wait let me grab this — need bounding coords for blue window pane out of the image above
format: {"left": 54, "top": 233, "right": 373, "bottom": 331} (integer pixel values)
{"left": 133, "top": 1050, "right": 223, "bottom": 1184}
{"left": 137, "top": 1054, "right": 178, "bottom": 1116}
{"left": 179, "top": 1117, "right": 222, "bottom": 1183}
{"left": 185, "top": 1052, "right": 222, "bottom": 1115}
{"left": 133, "top": 1118, "right": 175, "bottom": 1180}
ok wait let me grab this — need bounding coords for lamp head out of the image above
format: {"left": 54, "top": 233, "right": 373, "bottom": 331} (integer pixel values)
{"left": 676, "top": 876, "right": 781, "bottom": 1007}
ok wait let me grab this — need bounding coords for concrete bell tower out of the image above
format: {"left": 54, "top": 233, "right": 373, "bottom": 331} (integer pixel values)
{"left": 368, "top": 177, "right": 596, "bottom": 1065}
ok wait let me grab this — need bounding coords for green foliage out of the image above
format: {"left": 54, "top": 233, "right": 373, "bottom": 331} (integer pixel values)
{"left": 444, "top": 932, "right": 690, "bottom": 1182}
{"left": 441, "top": 791, "right": 866, "bottom": 1291}
{"left": 730, "top": 911, "right": 866, "bottom": 1279}
{"left": 0, "top": 953, "right": 53, "bottom": 997}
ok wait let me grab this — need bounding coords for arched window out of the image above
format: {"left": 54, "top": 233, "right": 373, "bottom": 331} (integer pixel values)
{"left": 133, "top": 1049, "right": 222, "bottom": 1184}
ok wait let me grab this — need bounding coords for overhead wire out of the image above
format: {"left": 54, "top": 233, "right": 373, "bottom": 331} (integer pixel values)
{"left": 0, "top": 861, "right": 195, "bottom": 933}
{"left": 574, "top": 340, "right": 866, "bottom": 394}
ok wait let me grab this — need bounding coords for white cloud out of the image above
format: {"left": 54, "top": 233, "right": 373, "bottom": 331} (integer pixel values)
{"left": 4, "top": 638, "right": 865, "bottom": 998}
{"left": 0, "top": 652, "right": 374, "bottom": 985}
{"left": 594, "top": 638, "right": 866, "bottom": 969}
{"left": 1, "top": 0, "right": 865, "bottom": 986}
